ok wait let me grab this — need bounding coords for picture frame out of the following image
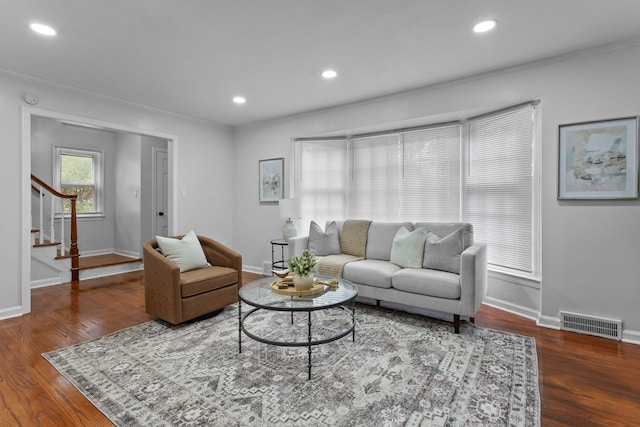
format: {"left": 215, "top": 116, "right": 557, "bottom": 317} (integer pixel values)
{"left": 258, "top": 158, "right": 284, "bottom": 204}
{"left": 558, "top": 117, "right": 638, "bottom": 199}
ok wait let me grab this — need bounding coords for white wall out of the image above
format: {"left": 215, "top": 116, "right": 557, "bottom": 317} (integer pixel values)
{"left": 233, "top": 42, "right": 640, "bottom": 341}
{"left": 114, "top": 132, "right": 142, "bottom": 256}
{"left": 1, "top": 70, "right": 235, "bottom": 319}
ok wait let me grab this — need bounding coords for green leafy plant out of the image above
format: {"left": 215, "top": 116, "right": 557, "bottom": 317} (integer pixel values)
{"left": 286, "top": 249, "right": 317, "bottom": 276}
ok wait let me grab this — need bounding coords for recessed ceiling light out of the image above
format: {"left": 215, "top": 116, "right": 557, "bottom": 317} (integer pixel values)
{"left": 233, "top": 96, "right": 246, "bottom": 104}
{"left": 322, "top": 70, "right": 337, "bottom": 79}
{"left": 473, "top": 20, "right": 497, "bottom": 33}
{"left": 30, "top": 22, "right": 57, "bottom": 36}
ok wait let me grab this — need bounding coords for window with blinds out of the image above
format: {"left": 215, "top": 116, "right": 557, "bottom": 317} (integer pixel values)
{"left": 348, "top": 125, "right": 461, "bottom": 221}
{"left": 463, "top": 104, "right": 536, "bottom": 273}
{"left": 293, "top": 101, "right": 538, "bottom": 277}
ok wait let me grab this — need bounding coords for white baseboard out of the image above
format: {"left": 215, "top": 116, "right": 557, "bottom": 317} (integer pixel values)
{"left": 622, "top": 329, "right": 640, "bottom": 344}
{"left": 0, "top": 305, "right": 24, "bottom": 321}
{"left": 31, "top": 277, "right": 63, "bottom": 289}
{"left": 243, "top": 264, "right": 264, "bottom": 275}
{"left": 114, "top": 249, "right": 141, "bottom": 258}
{"left": 536, "top": 314, "right": 561, "bottom": 330}
{"left": 79, "top": 248, "right": 114, "bottom": 257}
{"left": 482, "top": 296, "right": 539, "bottom": 321}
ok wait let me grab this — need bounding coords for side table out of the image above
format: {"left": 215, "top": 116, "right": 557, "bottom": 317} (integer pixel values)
{"left": 270, "top": 239, "right": 288, "bottom": 273}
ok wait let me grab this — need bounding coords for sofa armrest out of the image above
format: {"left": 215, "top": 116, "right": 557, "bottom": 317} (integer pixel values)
{"left": 198, "top": 235, "right": 243, "bottom": 287}
{"left": 289, "top": 235, "right": 309, "bottom": 257}
{"left": 459, "top": 242, "right": 488, "bottom": 317}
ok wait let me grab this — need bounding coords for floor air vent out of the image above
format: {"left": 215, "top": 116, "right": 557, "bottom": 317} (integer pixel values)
{"left": 560, "top": 311, "right": 622, "bottom": 340}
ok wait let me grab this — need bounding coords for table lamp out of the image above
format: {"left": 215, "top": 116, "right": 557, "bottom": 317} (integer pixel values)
{"left": 279, "top": 198, "right": 301, "bottom": 241}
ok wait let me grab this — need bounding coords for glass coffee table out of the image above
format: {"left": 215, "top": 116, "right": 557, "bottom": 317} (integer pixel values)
{"left": 238, "top": 275, "right": 358, "bottom": 380}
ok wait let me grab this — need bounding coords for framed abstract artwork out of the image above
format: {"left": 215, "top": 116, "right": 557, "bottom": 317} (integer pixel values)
{"left": 258, "top": 158, "right": 284, "bottom": 203}
{"left": 558, "top": 117, "right": 638, "bottom": 199}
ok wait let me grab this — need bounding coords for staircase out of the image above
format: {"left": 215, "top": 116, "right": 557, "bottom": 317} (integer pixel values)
{"left": 30, "top": 175, "right": 143, "bottom": 288}
{"left": 31, "top": 230, "right": 142, "bottom": 287}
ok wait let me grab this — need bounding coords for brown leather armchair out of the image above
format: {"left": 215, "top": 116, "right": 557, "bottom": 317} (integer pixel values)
{"left": 143, "top": 235, "right": 242, "bottom": 324}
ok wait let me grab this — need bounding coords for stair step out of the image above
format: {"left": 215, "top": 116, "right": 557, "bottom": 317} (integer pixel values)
{"left": 55, "top": 248, "right": 73, "bottom": 259}
{"left": 33, "top": 240, "right": 60, "bottom": 248}
{"left": 72, "top": 254, "right": 142, "bottom": 271}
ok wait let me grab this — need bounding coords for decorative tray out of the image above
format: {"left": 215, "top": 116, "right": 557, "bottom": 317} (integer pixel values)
{"left": 270, "top": 278, "right": 339, "bottom": 297}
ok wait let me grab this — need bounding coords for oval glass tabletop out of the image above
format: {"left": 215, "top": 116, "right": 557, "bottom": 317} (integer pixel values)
{"left": 239, "top": 275, "right": 358, "bottom": 311}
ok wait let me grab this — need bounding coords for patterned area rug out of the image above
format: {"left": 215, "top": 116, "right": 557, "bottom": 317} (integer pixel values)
{"left": 43, "top": 304, "right": 540, "bottom": 426}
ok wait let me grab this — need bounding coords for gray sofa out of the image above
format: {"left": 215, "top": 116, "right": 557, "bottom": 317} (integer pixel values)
{"left": 290, "top": 220, "right": 487, "bottom": 333}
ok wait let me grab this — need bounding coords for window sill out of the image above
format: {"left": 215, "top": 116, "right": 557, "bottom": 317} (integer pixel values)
{"left": 55, "top": 213, "right": 105, "bottom": 221}
{"left": 488, "top": 268, "right": 540, "bottom": 290}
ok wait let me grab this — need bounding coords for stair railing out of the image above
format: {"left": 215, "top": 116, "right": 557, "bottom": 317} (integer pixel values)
{"left": 31, "top": 174, "right": 80, "bottom": 284}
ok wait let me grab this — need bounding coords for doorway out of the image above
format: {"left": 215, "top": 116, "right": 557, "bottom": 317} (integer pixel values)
{"left": 22, "top": 106, "right": 178, "bottom": 314}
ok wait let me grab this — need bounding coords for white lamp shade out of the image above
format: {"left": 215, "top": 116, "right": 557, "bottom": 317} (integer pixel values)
{"left": 279, "top": 198, "right": 301, "bottom": 220}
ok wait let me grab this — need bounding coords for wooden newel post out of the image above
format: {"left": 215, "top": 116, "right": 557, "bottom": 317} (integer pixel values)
{"left": 70, "top": 196, "right": 80, "bottom": 288}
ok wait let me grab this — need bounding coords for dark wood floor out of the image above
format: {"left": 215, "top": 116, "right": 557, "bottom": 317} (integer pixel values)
{"left": 1, "top": 271, "right": 639, "bottom": 426}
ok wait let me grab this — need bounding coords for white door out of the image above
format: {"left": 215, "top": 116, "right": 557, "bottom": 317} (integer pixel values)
{"left": 154, "top": 148, "right": 169, "bottom": 237}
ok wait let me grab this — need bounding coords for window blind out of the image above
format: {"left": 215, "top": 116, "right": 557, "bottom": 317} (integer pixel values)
{"left": 349, "top": 133, "right": 402, "bottom": 220}
{"left": 402, "top": 125, "right": 461, "bottom": 221}
{"left": 464, "top": 104, "right": 536, "bottom": 273}
{"left": 294, "top": 138, "right": 348, "bottom": 227}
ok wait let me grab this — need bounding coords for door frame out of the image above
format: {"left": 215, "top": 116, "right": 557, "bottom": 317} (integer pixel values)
{"left": 21, "top": 106, "right": 179, "bottom": 314}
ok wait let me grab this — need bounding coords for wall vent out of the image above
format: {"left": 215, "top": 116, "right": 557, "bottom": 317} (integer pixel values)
{"left": 560, "top": 311, "right": 622, "bottom": 340}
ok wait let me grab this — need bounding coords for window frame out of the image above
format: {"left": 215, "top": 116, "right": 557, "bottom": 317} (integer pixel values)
{"left": 293, "top": 101, "right": 541, "bottom": 280}
{"left": 53, "top": 146, "right": 105, "bottom": 217}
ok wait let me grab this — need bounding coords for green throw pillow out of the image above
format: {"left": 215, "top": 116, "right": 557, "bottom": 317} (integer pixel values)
{"left": 390, "top": 227, "right": 427, "bottom": 268}
{"left": 423, "top": 228, "right": 464, "bottom": 274}
{"left": 156, "top": 230, "right": 210, "bottom": 272}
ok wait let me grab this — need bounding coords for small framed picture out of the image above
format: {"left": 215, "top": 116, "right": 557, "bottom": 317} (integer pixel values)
{"left": 558, "top": 117, "right": 638, "bottom": 199}
{"left": 259, "top": 158, "right": 284, "bottom": 204}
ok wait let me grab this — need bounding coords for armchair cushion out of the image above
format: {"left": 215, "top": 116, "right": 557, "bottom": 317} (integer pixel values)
{"left": 156, "top": 230, "right": 210, "bottom": 272}
{"left": 180, "top": 266, "right": 238, "bottom": 298}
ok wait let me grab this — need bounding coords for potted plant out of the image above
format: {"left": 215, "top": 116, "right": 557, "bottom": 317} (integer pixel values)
{"left": 286, "top": 249, "right": 317, "bottom": 290}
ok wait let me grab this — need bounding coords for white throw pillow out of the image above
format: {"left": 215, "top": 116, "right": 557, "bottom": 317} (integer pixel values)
{"left": 156, "top": 230, "right": 210, "bottom": 272}
{"left": 390, "top": 227, "right": 427, "bottom": 268}
{"left": 308, "top": 220, "right": 341, "bottom": 256}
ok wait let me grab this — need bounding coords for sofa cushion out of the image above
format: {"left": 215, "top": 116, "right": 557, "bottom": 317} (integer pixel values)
{"left": 366, "top": 222, "right": 414, "bottom": 261}
{"left": 392, "top": 268, "right": 461, "bottom": 299}
{"left": 390, "top": 226, "right": 426, "bottom": 268}
{"left": 422, "top": 228, "right": 464, "bottom": 274}
{"left": 156, "top": 230, "right": 210, "bottom": 272}
{"left": 180, "top": 266, "right": 238, "bottom": 298}
{"left": 308, "top": 220, "right": 341, "bottom": 256}
{"left": 342, "top": 259, "right": 400, "bottom": 289}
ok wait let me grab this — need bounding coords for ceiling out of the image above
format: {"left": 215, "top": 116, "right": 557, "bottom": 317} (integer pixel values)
{"left": 3, "top": 0, "right": 640, "bottom": 127}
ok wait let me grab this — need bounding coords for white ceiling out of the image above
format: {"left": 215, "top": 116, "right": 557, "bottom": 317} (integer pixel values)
{"left": 3, "top": 0, "right": 640, "bottom": 127}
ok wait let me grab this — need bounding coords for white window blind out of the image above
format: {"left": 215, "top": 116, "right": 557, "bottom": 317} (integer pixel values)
{"left": 294, "top": 139, "right": 348, "bottom": 227}
{"left": 402, "top": 125, "right": 461, "bottom": 221}
{"left": 464, "top": 104, "right": 536, "bottom": 273}
{"left": 349, "top": 133, "right": 402, "bottom": 220}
